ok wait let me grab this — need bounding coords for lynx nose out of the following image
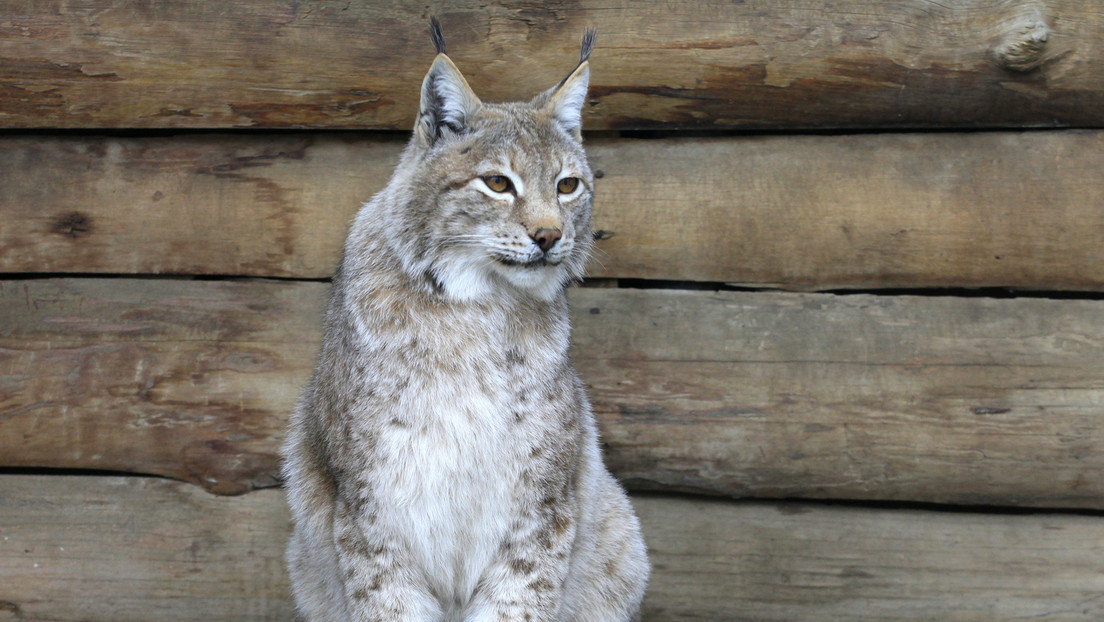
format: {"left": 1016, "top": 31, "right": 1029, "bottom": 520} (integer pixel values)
{"left": 531, "top": 227, "right": 562, "bottom": 252}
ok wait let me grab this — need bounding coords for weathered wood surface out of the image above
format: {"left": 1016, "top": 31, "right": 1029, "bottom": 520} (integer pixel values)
{"left": 2, "top": 476, "right": 1103, "bottom": 621}
{"left": 0, "top": 475, "right": 294, "bottom": 621}
{"left": 3, "top": 278, "right": 1104, "bottom": 508}
{"left": 584, "top": 288, "right": 1104, "bottom": 507}
{"left": 0, "top": 279, "right": 325, "bottom": 494}
{"left": 0, "top": 134, "right": 401, "bottom": 279}
{"left": 5, "top": 131, "right": 1104, "bottom": 290}
{"left": 640, "top": 495, "right": 1104, "bottom": 621}
{"left": 594, "top": 131, "right": 1104, "bottom": 289}
{"left": 1, "top": 1, "right": 1102, "bottom": 130}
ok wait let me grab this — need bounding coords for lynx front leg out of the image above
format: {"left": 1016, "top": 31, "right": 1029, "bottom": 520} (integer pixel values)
{"left": 466, "top": 504, "right": 577, "bottom": 622}
{"left": 332, "top": 501, "right": 442, "bottom": 622}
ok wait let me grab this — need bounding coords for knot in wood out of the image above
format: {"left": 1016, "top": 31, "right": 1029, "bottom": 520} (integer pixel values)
{"left": 52, "top": 211, "right": 93, "bottom": 239}
{"left": 994, "top": 18, "right": 1049, "bottom": 72}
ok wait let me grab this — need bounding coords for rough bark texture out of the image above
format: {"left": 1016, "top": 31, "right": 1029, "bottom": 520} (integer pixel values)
{"left": 4, "top": 279, "right": 1103, "bottom": 509}
{"left": 4, "top": 131, "right": 1104, "bottom": 290}
{"left": 1, "top": 1, "right": 1102, "bottom": 130}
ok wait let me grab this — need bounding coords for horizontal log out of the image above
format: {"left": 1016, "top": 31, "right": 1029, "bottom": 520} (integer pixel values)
{"left": 2, "top": 475, "right": 1103, "bottom": 621}
{"left": 0, "top": 278, "right": 325, "bottom": 494}
{"left": 0, "top": 134, "right": 392, "bottom": 279}
{"left": 1, "top": 1, "right": 1102, "bottom": 130}
{"left": 583, "top": 289, "right": 1104, "bottom": 507}
{"left": 4, "top": 131, "right": 1104, "bottom": 290}
{"left": 640, "top": 495, "right": 1104, "bottom": 621}
{"left": 3, "top": 278, "right": 1104, "bottom": 509}
{"left": 0, "top": 475, "right": 294, "bottom": 621}
{"left": 595, "top": 131, "right": 1104, "bottom": 289}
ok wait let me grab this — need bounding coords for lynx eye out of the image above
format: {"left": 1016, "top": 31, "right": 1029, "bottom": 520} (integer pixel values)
{"left": 557, "top": 177, "right": 580, "bottom": 195}
{"left": 482, "top": 175, "right": 513, "bottom": 194}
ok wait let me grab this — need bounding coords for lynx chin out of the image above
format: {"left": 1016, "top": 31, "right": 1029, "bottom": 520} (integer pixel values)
{"left": 281, "top": 19, "right": 650, "bottom": 621}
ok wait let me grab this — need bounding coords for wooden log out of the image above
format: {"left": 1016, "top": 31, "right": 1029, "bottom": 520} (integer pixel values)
{"left": 0, "top": 134, "right": 399, "bottom": 279}
{"left": 636, "top": 495, "right": 1104, "bottom": 621}
{"left": 580, "top": 288, "right": 1104, "bottom": 508}
{"left": 0, "top": 475, "right": 294, "bottom": 621}
{"left": 3, "top": 278, "right": 1104, "bottom": 509}
{"left": 4, "top": 131, "right": 1104, "bottom": 290}
{"left": 1, "top": 1, "right": 1102, "bottom": 130}
{"left": 3, "top": 475, "right": 1104, "bottom": 621}
{"left": 0, "top": 278, "right": 324, "bottom": 495}
{"left": 593, "top": 131, "right": 1104, "bottom": 289}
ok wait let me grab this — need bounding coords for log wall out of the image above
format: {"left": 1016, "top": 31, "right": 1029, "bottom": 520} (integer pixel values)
{"left": 4, "top": 477, "right": 1102, "bottom": 621}
{"left": 2, "top": 1, "right": 1103, "bottom": 620}
{"left": 5, "top": 279, "right": 1104, "bottom": 509}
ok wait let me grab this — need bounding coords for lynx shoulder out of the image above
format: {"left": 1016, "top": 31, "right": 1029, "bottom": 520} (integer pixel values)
{"left": 282, "top": 19, "right": 649, "bottom": 621}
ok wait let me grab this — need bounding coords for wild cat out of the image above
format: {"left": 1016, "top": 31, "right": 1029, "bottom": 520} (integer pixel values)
{"left": 281, "top": 19, "right": 649, "bottom": 622}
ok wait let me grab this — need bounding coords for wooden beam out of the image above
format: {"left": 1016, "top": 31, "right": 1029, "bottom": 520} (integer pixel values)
{"left": 0, "top": 475, "right": 294, "bottom": 621}
{"left": 0, "top": 278, "right": 324, "bottom": 495}
{"left": 593, "top": 131, "right": 1104, "bottom": 289}
{"left": 637, "top": 495, "right": 1104, "bottom": 621}
{"left": 4, "top": 131, "right": 1104, "bottom": 290}
{"left": 1, "top": 1, "right": 1101, "bottom": 130}
{"left": 580, "top": 288, "right": 1104, "bottom": 508}
{"left": 3, "top": 475, "right": 1103, "bottom": 621}
{"left": 0, "top": 134, "right": 399, "bottom": 279}
{"left": 3, "top": 279, "right": 1104, "bottom": 509}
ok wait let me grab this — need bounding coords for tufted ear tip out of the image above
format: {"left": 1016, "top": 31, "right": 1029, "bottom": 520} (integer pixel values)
{"left": 579, "top": 27, "right": 596, "bottom": 64}
{"left": 415, "top": 17, "right": 482, "bottom": 146}
{"left": 429, "top": 16, "right": 446, "bottom": 55}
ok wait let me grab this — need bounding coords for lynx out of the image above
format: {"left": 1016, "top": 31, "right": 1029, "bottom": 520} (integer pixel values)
{"left": 281, "top": 19, "right": 649, "bottom": 621}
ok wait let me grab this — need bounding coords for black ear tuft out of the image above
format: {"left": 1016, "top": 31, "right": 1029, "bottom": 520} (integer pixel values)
{"left": 579, "top": 28, "right": 596, "bottom": 64}
{"left": 429, "top": 16, "right": 446, "bottom": 55}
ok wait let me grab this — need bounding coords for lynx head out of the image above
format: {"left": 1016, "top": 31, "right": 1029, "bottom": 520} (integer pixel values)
{"left": 385, "top": 19, "right": 596, "bottom": 303}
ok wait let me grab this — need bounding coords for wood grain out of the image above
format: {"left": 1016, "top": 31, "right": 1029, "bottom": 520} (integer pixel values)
{"left": 0, "top": 278, "right": 324, "bottom": 495}
{"left": 2, "top": 475, "right": 1103, "bottom": 621}
{"left": 3, "top": 278, "right": 1104, "bottom": 509}
{"left": 579, "top": 288, "right": 1104, "bottom": 508}
{"left": 0, "top": 134, "right": 401, "bottom": 279}
{"left": 5, "top": 131, "right": 1104, "bottom": 290}
{"left": 0, "top": 475, "right": 294, "bottom": 621}
{"left": 593, "top": 131, "right": 1104, "bottom": 289}
{"left": 1, "top": 1, "right": 1102, "bottom": 130}
{"left": 636, "top": 495, "right": 1104, "bottom": 621}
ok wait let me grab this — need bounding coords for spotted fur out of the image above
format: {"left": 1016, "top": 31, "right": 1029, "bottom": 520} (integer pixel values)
{"left": 282, "top": 22, "right": 649, "bottom": 622}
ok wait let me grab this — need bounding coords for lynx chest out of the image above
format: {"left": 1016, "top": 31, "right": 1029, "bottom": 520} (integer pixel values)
{"left": 352, "top": 307, "right": 573, "bottom": 599}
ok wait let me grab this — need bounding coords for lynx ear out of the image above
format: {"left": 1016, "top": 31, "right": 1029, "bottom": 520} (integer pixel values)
{"left": 416, "top": 19, "right": 481, "bottom": 146}
{"left": 543, "top": 28, "right": 595, "bottom": 140}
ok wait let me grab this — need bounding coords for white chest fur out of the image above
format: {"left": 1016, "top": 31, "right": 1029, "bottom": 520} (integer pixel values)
{"left": 351, "top": 302, "right": 564, "bottom": 607}
{"left": 376, "top": 371, "right": 521, "bottom": 600}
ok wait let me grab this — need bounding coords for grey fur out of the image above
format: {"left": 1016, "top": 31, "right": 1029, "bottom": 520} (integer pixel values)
{"left": 283, "top": 23, "right": 648, "bottom": 622}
